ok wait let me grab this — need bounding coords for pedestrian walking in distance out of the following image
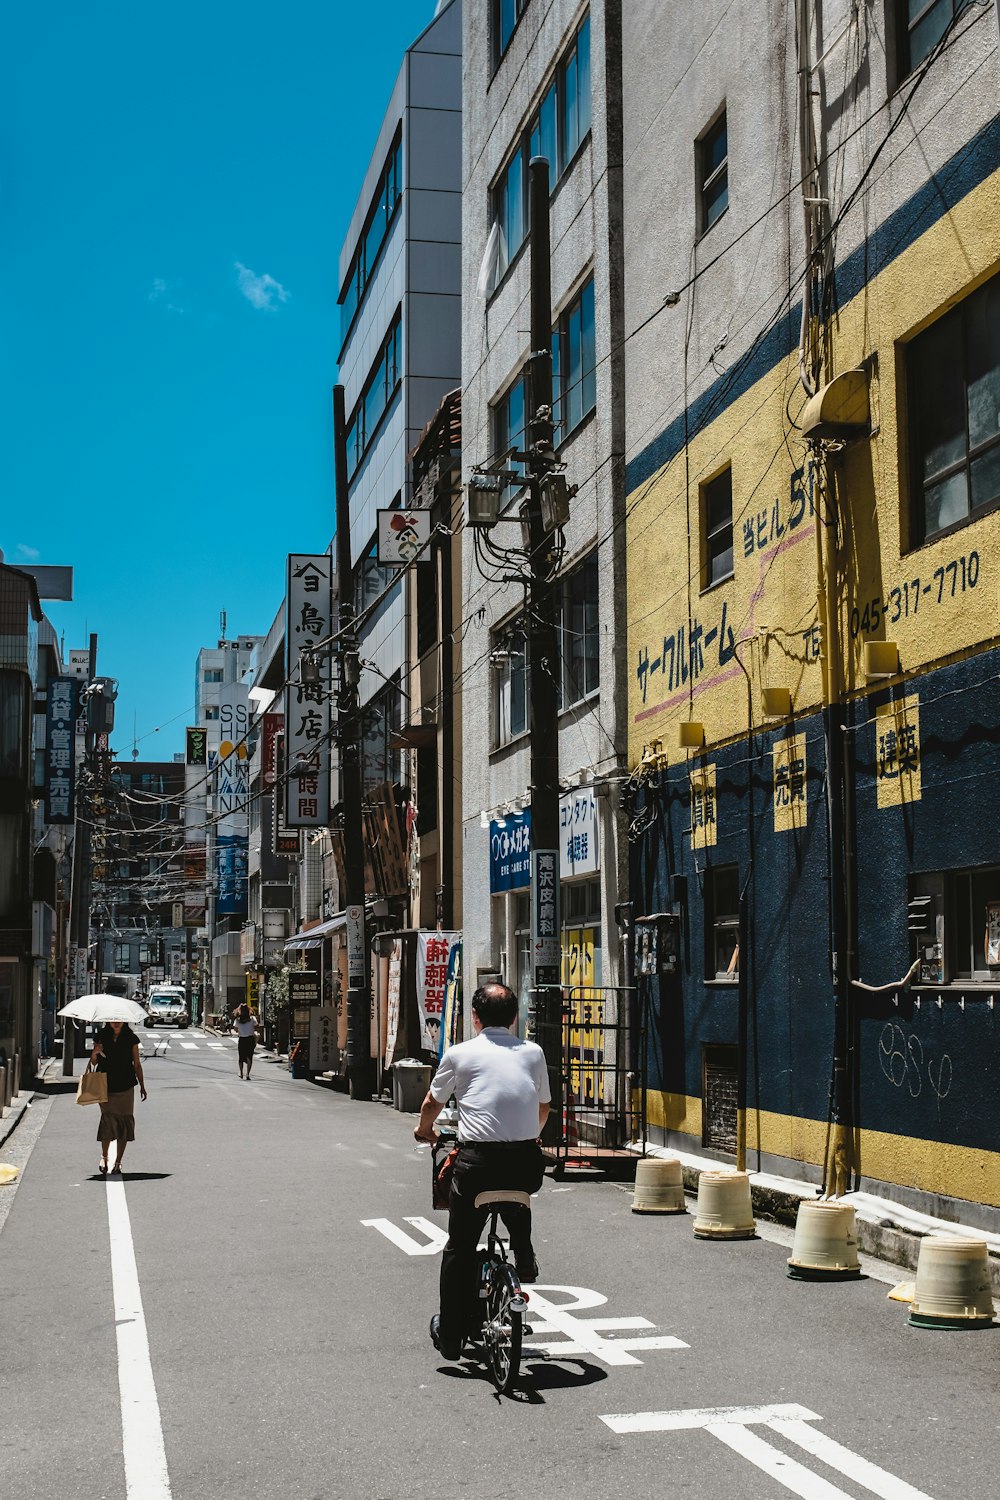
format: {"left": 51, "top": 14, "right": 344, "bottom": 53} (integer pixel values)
{"left": 234, "top": 1004, "right": 257, "bottom": 1080}
{"left": 414, "top": 981, "right": 551, "bottom": 1361}
{"left": 91, "top": 1021, "right": 147, "bottom": 1175}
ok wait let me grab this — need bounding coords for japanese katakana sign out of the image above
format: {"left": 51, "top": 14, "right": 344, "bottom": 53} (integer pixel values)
{"left": 875, "top": 693, "right": 921, "bottom": 808}
{"left": 560, "top": 787, "right": 600, "bottom": 875}
{"left": 416, "top": 931, "right": 460, "bottom": 1050}
{"left": 772, "top": 733, "right": 807, "bottom": 833}
{"left": 489, "top": 809, "right": 532, "bottom": 892}
{"left": 689, "top": 764, "right": 717, "bottom": 849}
{"left": 284, "top": 552, "right": 332, "bottom": 828}
{"left": 44, "top": 676, "right": 79, "bottom": 824}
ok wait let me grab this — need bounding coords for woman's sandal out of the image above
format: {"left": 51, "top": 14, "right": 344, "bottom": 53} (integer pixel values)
{"left": 98, "top": 1161, "right": 108, "bottom": 1175}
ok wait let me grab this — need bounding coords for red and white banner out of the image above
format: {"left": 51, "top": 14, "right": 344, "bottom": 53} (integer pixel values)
{"left": 416, "top": 931, "right": 460, "bottom": 1051}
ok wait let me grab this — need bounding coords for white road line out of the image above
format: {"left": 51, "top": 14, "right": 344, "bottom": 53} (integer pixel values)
{"left": 601, "top": 1403, "right": 819, "bottom": 1434}
{"left": 708, "top": 1423, "right": 852, "bottom": 1499}
{"left": 207, "top": 1043, "right": 224, "bottom": 1050}
{"left": 178, "top": 1042, "right": 198, "bottom": 1050}
{"left": 769, "top": 1418, "right": 935, "bottom": 1499}
{"left": 105, "top": 1178, "right": 171, "bottom": 1500}
{"left": 361, "top": 1216, "right": 448, "bottom": 1255}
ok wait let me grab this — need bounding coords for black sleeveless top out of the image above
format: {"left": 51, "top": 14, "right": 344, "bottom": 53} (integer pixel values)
{"left": 97, "top": 1024, "right": 139, "bottom": 1093}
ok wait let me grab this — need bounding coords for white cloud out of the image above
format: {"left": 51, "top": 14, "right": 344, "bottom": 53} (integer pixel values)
{"left": 235, "top": 262, "right": 290, "bottom": 311}
{"left": 148, "top": 278, "right": 187, "bottom": 314}
{"left": 16, "top": 543, "right": 40, "bottom": 561}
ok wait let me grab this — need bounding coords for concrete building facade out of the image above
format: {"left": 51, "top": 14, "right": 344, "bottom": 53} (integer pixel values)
{"left": 460, "top": 1, "right": 628, "bottom": 1029}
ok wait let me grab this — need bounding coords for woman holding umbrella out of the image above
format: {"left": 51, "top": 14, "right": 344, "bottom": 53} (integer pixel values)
{"left": 91, "top": 1020, "right": 147, "bottom": 1175}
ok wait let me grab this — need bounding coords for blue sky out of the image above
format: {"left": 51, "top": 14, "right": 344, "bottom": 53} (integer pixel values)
{"left": 1, "top": 1, "right": 435, "bottom": 760}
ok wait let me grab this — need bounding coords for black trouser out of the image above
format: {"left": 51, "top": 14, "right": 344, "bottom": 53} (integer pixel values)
{"left": 439, "top": 1140, "right": 544, "bottom": 1347}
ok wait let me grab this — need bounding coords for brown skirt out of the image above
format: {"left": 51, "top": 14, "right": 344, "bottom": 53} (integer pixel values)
{"left": 97, "top": 1089, "right": 136, "bottom": 1147}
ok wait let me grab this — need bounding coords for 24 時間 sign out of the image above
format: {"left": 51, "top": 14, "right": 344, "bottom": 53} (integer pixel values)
{"left": 45, "top": 677, "right": 79, "bottom": 824}
{"left": 284, "top": 553, "right": 332, "bottom": 828}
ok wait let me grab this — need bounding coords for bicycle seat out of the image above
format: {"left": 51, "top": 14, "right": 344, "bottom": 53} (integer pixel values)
{"left": 474, "top": 1190, "right": 532, "bottom": 1209}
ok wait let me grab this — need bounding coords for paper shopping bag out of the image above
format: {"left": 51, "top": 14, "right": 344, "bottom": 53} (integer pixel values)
{"left": 76, "top": 1064, "right": 108, "bottom": 1107}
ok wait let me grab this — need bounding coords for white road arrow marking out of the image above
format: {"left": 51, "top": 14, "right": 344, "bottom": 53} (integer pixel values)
{"left": 709, "top": 1423, "right": 855, "bottom": 1499}
{"left": 602, "top": 1402, "right": 818, "bottom": 1433}
{"left": 600, "top": 1404, "right": 935, "bottom": 1499}
{"left": 768, "top": 1418, "right": 935, "bottom": 1500}
{"left": 361, "top": 1216, "right": 449, "bottom": 1255}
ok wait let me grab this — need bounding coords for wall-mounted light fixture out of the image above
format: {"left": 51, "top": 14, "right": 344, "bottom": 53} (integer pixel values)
{"left": 864, "top": 641, "right": 900, "bottom": 680}
{"left": 762, "top": 686, "right": 793, "bottom": 718}
{"left": 678, "top": 722, "right": 705, "bottom": 749}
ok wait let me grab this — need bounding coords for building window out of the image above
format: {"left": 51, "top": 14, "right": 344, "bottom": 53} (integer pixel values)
{"left": 493, "top": 373, "right": 528, "bottom": 475}
{"left": 559, "top": 551, "right": 600, "bottom": 708}
{"left": 698, "top": 108, "right": 728, "bottom": 234}
{"left": 702, "top": 467, "right": 734, "bottom": 588}
{"left": 897, "top": 0, "right": 969, "bottom": 79}
{"left": 911, "top": 865, "right": 1000, "bottom": 982}
{"left": 706, "top": 864, "right": 740, "bottom": 980}
{"left": 492, "top": 615, "right": 529, "bottom": 747}
{"left": 493, "top": 0, "right": 529, "bottom": 66}
{"left": 490, "top": 15, "right": 591, "bottom": 272}
{"left": 553, "top": 278, "right": 596, "bottom": 443}
{"left": 339, "top": 131, "right": 402, "bottom": 345}
{"left": 906, "top": 275, "right": 1000, "bottom": 546}
{"left": 346, "top": 312, "right": 402, "bottom": 480}
{"left": 203, "top": 669, "right": 224, "bottom": 683}
{"left": 113, "top": 943, "right": 131, "bottom": 973}
{"left": 416, "top": 740, "right": 438, "bottom": 835}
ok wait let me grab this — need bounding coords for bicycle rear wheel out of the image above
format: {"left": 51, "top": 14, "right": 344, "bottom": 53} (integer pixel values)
{"left": 484, "top": 1261, "right": 524, "bottom": 1394}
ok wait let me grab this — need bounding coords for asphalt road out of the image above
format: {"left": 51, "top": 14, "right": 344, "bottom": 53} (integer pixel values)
{"left": 2, "top": 1030, "right": 999, "bottom": 1500}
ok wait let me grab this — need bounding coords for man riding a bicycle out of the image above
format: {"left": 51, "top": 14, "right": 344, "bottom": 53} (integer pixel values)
{"left": 414, "top": 981, "right": 551, "bottom": 1361}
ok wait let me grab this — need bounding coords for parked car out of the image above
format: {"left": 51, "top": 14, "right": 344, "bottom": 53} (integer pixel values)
{"left": 144, "top": 987, "right": 191, "bottom": 1028}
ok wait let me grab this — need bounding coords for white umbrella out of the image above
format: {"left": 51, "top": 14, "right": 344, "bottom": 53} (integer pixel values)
{"left": 58, "top": 994, "right": 148, "bottom": 1026}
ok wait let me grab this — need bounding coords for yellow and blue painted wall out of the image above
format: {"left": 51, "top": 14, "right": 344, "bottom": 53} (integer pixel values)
{"left": 625, "top": 114, "right": 1000, "bottom": 1224}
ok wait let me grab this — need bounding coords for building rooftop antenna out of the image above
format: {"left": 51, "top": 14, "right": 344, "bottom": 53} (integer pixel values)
{"left": 220, "top": 608, "right": 227, "bottom": 643}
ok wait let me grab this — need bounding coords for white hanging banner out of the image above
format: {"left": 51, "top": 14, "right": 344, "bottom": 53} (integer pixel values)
{"left": 416, "top": 931, "right": 460, "bottom": 1050}
{"left": 384, "top": 940, "right": 403, "bottom": 1069}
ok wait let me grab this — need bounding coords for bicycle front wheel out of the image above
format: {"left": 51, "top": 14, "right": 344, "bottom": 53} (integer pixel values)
{"left": 484, "top": 1261, "right": 524, "bottom": 1394}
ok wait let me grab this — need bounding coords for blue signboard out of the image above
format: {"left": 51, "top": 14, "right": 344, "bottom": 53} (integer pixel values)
{"left": 489, "top": 809, "right": 532, "bottom": 893}
{"left": 45, "top": 676, "right": 79, "bottom": 825}
{"left": 215, "top": 833, "right": 248, "bottom": 916}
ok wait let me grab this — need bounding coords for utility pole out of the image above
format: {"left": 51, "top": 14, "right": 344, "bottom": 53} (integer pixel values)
{"left": 333, "top": 384, "right": 373, "bottom": 1101}
{"left": 64, "top": 632, "right": 98, "bottom": 1073}
{"left": 524, "top": 157, "right": 564, "bottom": 1108}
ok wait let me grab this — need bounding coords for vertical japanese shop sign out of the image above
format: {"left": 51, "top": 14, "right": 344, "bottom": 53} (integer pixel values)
{"left": 772, "top": 734, "right": 808, "bottom": 833}
{"left": 531, "top": 850, "right": 561, "bottom": 984}
{"left": 45, "top": 676, "right": 79, "bottom": 824}
{"left": 384, "top": 939, "right": 403, "bottom": 1069}
{"left": 284, "top": 553, "right": 332, "bottom": 828}
{"left": 416, "top": 931, "right": 460, "bottom": 1051}
{"left": 875, "top": 694, "right": 922, "bottom": 808}
{"left": 185, "top": 726, "right": 207, "bottom": 765}
{"left": 261, "top": 712, "right": 283, "bottom": 790}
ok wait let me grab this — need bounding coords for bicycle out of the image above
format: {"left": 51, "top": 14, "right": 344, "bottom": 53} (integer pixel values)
{"left": 430, "top": 1134, "right": 531, "bottom": 1394}
{"left": 473, "top": 1189, "right": 531, "bottom": 1393}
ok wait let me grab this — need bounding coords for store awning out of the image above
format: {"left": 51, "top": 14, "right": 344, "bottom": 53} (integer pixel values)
{"left": 283, "top": 912, "right": 349, "bottom": 951}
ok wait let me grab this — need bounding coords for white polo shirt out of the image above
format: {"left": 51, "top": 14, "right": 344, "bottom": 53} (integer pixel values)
{"left": 429, "top": 1028, "right": 551, "bottom": 1142}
